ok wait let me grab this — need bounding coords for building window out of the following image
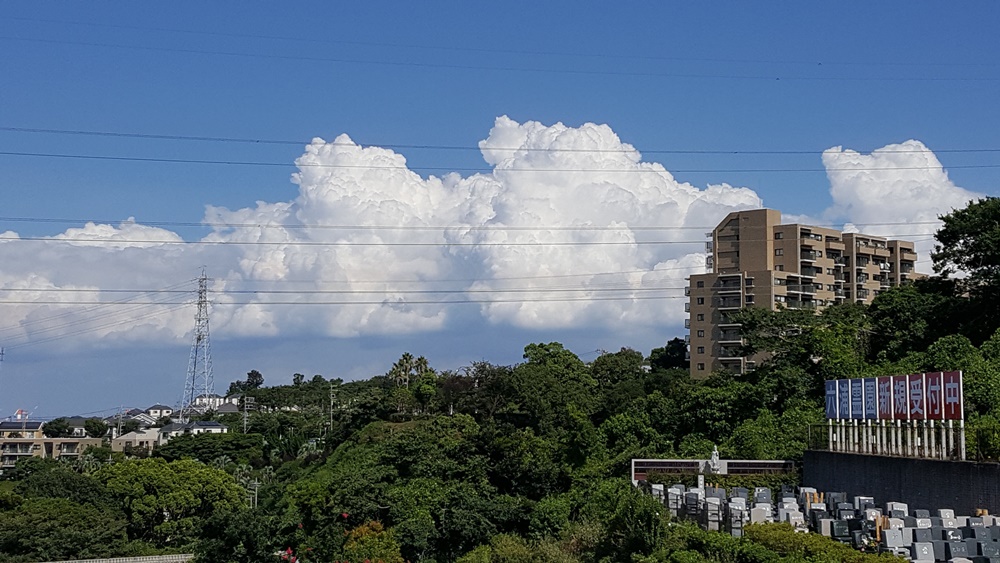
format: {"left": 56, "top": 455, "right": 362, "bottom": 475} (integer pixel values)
{"left": 775, "top": 265, "right": 784, "bottom": 271}
{"left": 775, "top": 232, "right": 783, "bottom": 239}
{"left": 696, "top": 297, "right": 705, "bottom": 305}
{"left": 697, "top": 363, "right": 705, "bottom": 371}
{"left": 745, "top": 278, "right": 754, "bottom": 286}
{"left": 696, "top": 281, "right": 704, "bottom": 288}
{"left": 697, "top": 330, "right": 705, "bottom": 337}
{"left": 775, "top": 249, "right": 783, "bottom": 256}
{"left": 745, "top": 295, "right": 755, "bottom": 303}
{"left": 697, "top": 346, "right": 705, "bottom": 354}
{"left": 697, "top": 314, "right": 704, "bottom": 321}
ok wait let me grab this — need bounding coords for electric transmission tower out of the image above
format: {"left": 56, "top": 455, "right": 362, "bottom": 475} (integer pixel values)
{"left": 181, "top": 271, "right": 214, "bottom": 422}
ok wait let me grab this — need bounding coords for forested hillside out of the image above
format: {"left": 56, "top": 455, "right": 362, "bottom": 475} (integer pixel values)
{"left": 3, "top": 199, "right": 1000, "bottom": 562}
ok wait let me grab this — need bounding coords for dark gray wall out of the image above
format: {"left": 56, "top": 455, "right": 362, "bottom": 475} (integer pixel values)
{"left": 803, "top": 451, "right": 1000, "bottom": 515}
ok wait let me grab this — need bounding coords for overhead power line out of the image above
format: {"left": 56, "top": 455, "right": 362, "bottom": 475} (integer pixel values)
{"left": 4, "top": 126, "right": 999, "bottom": 156}
{"left": 0, "top": 216, "right": 948, "bottom": 231}
{"left": 1, "top": 150, "right": 995, "bottom": 173}
{"left": 5, "top": 35, "right": 999, "bottom": 83}
{"left": 0, "top": 234, "right": 939, "bottom": 247}
{"left": 9, "top": 15, "right": 997, "bottom": 69}
{"left": 0, "top": 294, "right": 689, "bottom": 307}
{"left": 0, "top": 285, "right": 686, "bottom": 296}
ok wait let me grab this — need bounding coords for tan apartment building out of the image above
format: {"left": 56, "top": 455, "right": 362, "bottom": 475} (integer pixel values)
{"left": 687, "top": 209, "right": 918, "bottom": 377}
{"left": 0, "top": 421, "right": 101, "bottom": 471}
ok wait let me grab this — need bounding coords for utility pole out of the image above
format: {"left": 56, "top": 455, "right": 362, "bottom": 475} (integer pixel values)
{"left": 242, "top": 396, "right": 255, "bottom": 433}
{"left": 329, "top": 382, "right": 335, "bottom": 435}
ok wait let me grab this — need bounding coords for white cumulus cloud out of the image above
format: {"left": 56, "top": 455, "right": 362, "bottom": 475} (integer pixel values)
{"left": 821, "top": 140, "right": 983, "bottom": 260}
{"left": 11, "top": 119, "right": 978, "bottom": 352}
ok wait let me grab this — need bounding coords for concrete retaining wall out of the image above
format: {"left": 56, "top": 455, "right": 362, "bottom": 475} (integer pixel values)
{"left": 803, "top": 450, "right": 1000, "bottom": 515}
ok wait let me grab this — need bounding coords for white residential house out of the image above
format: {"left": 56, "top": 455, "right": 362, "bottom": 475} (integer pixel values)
{"left": 145, "top": 404, "right": 174, "bottom": 419}
{"left": 156, "top": 421, "right": 228, "bottom": 446}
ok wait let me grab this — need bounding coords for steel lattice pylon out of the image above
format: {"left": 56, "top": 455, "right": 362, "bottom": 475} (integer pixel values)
{"left": 181, "top": 271, "right": 214, "bottom": 421}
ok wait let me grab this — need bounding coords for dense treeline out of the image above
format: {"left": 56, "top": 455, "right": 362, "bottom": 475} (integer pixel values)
{"left": 2, "top": 198, "right": 1000, "bottom": 562}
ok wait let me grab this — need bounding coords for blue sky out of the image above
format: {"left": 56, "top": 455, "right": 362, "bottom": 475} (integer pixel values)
{"left": 1, "top": 3, "right": 998, "bottom": 417}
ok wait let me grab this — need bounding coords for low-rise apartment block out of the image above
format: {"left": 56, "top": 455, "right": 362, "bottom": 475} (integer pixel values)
{"left": 0, "top": 421, "right": 101, "bottom": 470}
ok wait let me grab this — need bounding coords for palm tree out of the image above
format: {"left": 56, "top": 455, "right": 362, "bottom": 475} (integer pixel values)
{"left": 211, "top": 455, "right": 233, "bottom": 470}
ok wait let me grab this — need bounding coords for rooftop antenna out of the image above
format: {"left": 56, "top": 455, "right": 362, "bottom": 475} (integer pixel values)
{"left": 181, "top": 270, "right": 214, "bottom": 423}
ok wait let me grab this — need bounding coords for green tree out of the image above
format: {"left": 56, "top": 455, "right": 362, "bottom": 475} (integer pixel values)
{"left": 0, "top": 498, "right": 128, "bottom": 562}
{"left": 42, "top": 417, "right": 72, "bottom": 438}
{"left": 932, "top": 197, "right": 1000, "bottom": 342}
{"left": 867, "top": 279, "right": 959, "bottom": 362}
{"left": 344, "top": 521, "right": 403, "bottom": 563}
{"left": 84, "top": 417, "right": 109, "bottom": 439}
{"left": 193, "top": 509, "right": 278, "bottom": 563}
{"left": 649, "top": 337, "right": 689, "bottom": 371}
{"left": 510, "top": 343, "right": 597, "bottom": 431}
{"left": 14, "top": 463, "right": 116, "bottom": 509}
{"left": 120, "top": 419, "right": 141, "bottom": 435}
{"left": 154, "top": 432, "right": 266, "bottom": 466}
{"left": 591, "top": 347, "right": 645, "bottom": 387}
{"left": 95, "top": 458, "right": 245, "bottom": 547}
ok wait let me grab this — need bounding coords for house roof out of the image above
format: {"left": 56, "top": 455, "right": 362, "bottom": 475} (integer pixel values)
{"left": 158, "top": 423, "right": 187, "bottom": 433}
{"left": 189, "top": 421, "right": 227, "bottom": 429}
{"left": 216, "top": 403, "right": 239, "bottom": 414}
{"left": 0, "top": 421, "right": 43, "bottom": 431}
{"left": 146, "top": 404, "right": 173, "bottom": 411}
{"left": 158, "top": 421, "right": 228, "bottom": 434}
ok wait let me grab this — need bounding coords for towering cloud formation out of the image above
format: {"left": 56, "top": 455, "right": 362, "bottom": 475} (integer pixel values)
{"left": 822, "top": 140, "right": 983, "bottom": 249}
{"left": 0, "top": 119, "right": 977, "bottom": 350}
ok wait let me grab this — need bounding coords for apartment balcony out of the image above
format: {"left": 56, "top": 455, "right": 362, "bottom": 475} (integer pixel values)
{"left": 718, "top": 314, "right": 741, "bottom": 327}
{"left": 825, "top": 240, "right": 846, "bottom": 251}
{"left": 901, "top": 249, "right": 917, "bottom": 260}
{"left": 800, "top": 266, "right": 821, "bottom": 277}
{"left": 684, "top": 303, "right": 691, "bottom": 312}
{"left": 684, "top": 319, "right": 691, "bottom": 329}
{"left": 715, "top": 282, "right": 742, "bottom": 293}
{"left": 879, "top": 277, "right": 890, "bottom": 287}
{"left": 684, "top": 334, "right": 691, "bottom": 344}
{"left": 786, "top": 300, "right": 818, "bottom": 310}
{"left": 801, "top": 232, "right": 824, "bottom": 242}
{"left": 718, "top": 347, "right": 744, "bottom": 359}
{"left": 716, "top": 298, "right": 742, "bottom": 309}
{"left": 718, "top": 331, "right": 742, "bottom": 343}
{"left": 833, "top": 256, "right": 848, "bottom": 266}
{"left": 705, "top": 256, "right": 714, "bottom": 269}
{"left": 800, "top": 250, "right": 819, "bottom": 261}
